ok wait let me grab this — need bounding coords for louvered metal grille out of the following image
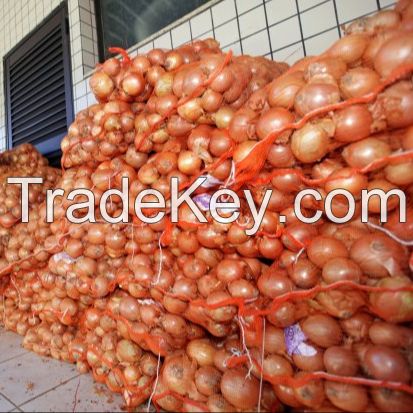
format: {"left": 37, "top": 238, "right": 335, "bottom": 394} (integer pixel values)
{"left": 4, "top": 4, "right": 73, "bottom": 160}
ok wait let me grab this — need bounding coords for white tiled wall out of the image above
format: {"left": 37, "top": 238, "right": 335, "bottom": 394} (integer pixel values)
{"left": 0, "top": 0, "right": 397, "bottom": 153}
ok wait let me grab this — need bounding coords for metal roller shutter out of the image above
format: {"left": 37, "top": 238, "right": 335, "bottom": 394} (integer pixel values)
{"left": 4, "top": 3, "right": 74, "bottom": 166}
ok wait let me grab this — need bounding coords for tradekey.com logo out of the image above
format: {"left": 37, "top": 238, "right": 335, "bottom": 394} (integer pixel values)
{"left": 8, "top": 176, "right": 407, "bottom": 232}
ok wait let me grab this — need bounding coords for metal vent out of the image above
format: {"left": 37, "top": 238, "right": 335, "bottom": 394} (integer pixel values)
{"left": 4, "top": 4, "right": 73, "bottom": 160}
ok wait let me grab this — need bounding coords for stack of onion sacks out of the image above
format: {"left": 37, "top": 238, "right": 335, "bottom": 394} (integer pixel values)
{"left": 1, "top": 2, "right": 413, "bottom": 411}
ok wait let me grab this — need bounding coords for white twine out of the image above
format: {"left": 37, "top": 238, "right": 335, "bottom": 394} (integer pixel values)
{"left": 367, "top": 221, "right": 413, "bottom": 246}
{"left": 151, "top": 237, "right": 163, "bottom": 286}
{"left": 294, "top": 247, "right": 305, "bottom": 265}
{"left": 237, "top": 316, "right": 254, "bottom": 379}
{"left": 146, "top": 352, "right": 161, "bottom": 412}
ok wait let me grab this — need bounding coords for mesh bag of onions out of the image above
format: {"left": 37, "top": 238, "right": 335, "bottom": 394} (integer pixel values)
{"left": 2, "top": 0, "right": 413, "bottom": 411}
{"left": 0, "top": 144, "right": 60, "bottom": 272}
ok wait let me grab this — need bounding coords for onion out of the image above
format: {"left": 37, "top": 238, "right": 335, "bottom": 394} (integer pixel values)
{"left": 364, "top": 345, "right": 410, "bottom": 383}
{"left": 132, "top": 55, "right": 151, "bottom": 73}
{"left": 293, "top": 372, "right": 325, "bottom": 409}
{"left": 323, "top": 346, "right": 358, "bottom": 376}
{"left": 207, "top": 394, "right": 236, "bottom": 412}
{"left": 350, "top": 234, "right": 408, "bottom": 278}
{"left": 210, "top": 67, "right": 234, "bottom": 93}
{"left": 123, "top": 365, "right": 141, "bottom": 384}
{"left": 291, "top": 122, "right": 329, "bottom": 163}
{"left": 213, "top": 106, "right": 234, "bottom": 129}
{"left": 369, "top": 321, "right": 413, "bottom": 349}
{"left": 268, "top": 71, "right": 305, "bottom": 108}
{"left": 369, "top": 276, "right": 413, "bottom": 323}
{"left": 294, "top": 83, "right": 340, "bottom": 116}
{"left": 328, "top": 33, "right": 370, "bottom": 64}
{"left": 305, "top": 57, "right": 347, "bottom": 81}
{"left": 380, "top": 80, "right": 413, "bottom": 129}
{"left": 187, "top": 339, "right": 216, "bottom": 366}
{"left": 195, "top": 366, "right": 221, "bottom": 396}
{"left": 321, "top": 257, "right": 362, "bottom": 284}
{"left": 385, "top": 160, "right": 413, "bottom": 186}
{"left": 148, "top": 48, "right": 165, "bottom": 66}
{"left": 342, "top": 137, "right": 391, "bottom": 168}
{"left": 258, "top": 270, "right": 293, "bottom": 298}
{"left": 273, "top": 384, "right": 302, "bottom": 408}
{"left": 183, "top": 68, "right": 206, "bottom": 96}
{"left": 90, "top": 72, "right": 114, "bottom": 100}
{"left": 293, "top": 345, "right": 325, "bottom": 372}
{"left": 307, "top": 236, "right": 348, "bottom": 268}
{"left": 371, "top": 388, "right": 413, "bottom": 412}
{"left": 220, "top": 368, "right": 260, "bottom": 409}
{"left": 334, "top": 104, "right": 372, "bottom": 142}
{"left": 202, "top": 89, "right": 223, "bottom": 113}
{"left": 162, "top": 353, "right": 196, "bottom": 396}
{"left": 165, "top": 50, "right": 183, "bottom": 71}
{"left": 340, "top": 67, "right": 380, "bottom": 98}
{"left": 116, "top": 339, "right": 142, "bottom": 363}
{"left": 325, "top": 167, "right": 368, "bottom": 198}
{"left": 374, "top": 33, "right": 413, "bottom": 77}
{"left": 267, "top": 144, "right": 295, "bottom": 167}
{"left": 229, "top": 109, "right": 257, "bottom": 143}
{"left": 256, "top": 107, "right": 295, "bottom": 141}
{"left": 289, "top": 258, "right": 320, "bottom": 288}
{"left": 206, "top": 291, "right": 237, "bottom": 323}
{"left": 102, "top": 57, "right": 120, "bottom": 76}
{"left": 325, "top": 381, "right": 368, "bottom": 412}
{"left": 301, "top": 314, "right": 342, "bottom": 348}
{"left": 121, "top": 72, "right": 145, "bottom": 96}
{"left": 119, "top": 296, "right": 139, "bottom": 321}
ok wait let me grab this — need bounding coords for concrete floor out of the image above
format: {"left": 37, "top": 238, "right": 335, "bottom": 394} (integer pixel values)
{"left": 0, "top": 329, "right": 124, "bottom": 412}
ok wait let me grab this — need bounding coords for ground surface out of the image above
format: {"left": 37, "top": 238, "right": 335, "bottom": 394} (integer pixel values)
{"left": 0, "top": 328, "right": 124, "bottom": 412}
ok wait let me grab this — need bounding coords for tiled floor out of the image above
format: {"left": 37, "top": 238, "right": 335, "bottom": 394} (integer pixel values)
{"left": 0, "top": 329, "right": 124, "bottom": 412}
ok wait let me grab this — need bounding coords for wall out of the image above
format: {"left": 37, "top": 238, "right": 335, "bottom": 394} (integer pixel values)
{"left": 0, "top": 0, "right": 396, "bottom": 153}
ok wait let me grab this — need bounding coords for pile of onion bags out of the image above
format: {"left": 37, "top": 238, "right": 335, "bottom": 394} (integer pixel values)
{"left": 1, "top": 0, "right": 413, "bottom": 410}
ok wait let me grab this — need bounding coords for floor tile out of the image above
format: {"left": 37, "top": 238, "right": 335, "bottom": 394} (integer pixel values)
{"left": 0, "top": 393, "right": 15, "bottom": 411}
{"left": 19, "top": 374, "right": 124, "bottom": 412}
{"left": 0, "top": 329, "right": 27, "bottom": 363}
{"left": 0, "top": 352, "right": 78, "bottom": 406}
